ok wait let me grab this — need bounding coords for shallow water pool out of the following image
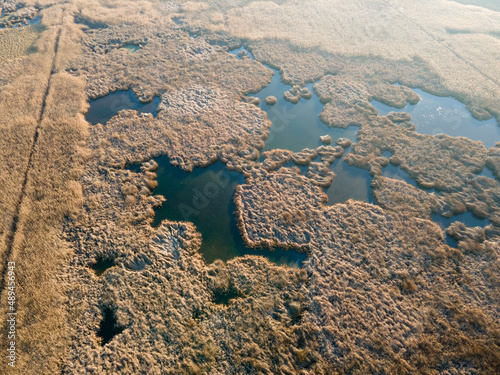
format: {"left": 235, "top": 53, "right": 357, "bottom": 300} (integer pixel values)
{"left": 86, "top": 90, "right": 160, "bottom": 125}
{"left": 151, "top": 157, "right": 307, "bottom": 267}
{"left": 122, "top": 44, "right": 141, "bottom": 53}
{"left": 371, "top": 88, "right": 500, "bottom": 148}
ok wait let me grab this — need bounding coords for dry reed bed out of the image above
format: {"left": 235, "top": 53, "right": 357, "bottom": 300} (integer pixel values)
{"left": 235, "top": 173, "right": 326, "bottom": 251}
{"left": 0, "top": 24, "right": 42, "bottom": 65}
{"left": 69, "top": 23, "right": 272, "bottom": 102}
{"left": 181, "top": 0, "right": 500, "bottom": 119}
{"left": 343, "top": 114, "right": 500, "bottom": 226}
{"left": 313, "top": 74, "right": 420, "bottom": 129}
{"left": 59, "top": 11, "right": 331, "bottom": 374}
{"left": 234, "top": 170, "right": 499, "bottom": 373}
{"left": 243, "top": 36, "right": 496, "bottom": 121}
{"left": 0, "top": 0, "right": 497, "bottom": 373}
{"left": 62, "top": 2, "right": 500, "bottom": 373}
{"left": 62, "top": 137, "right": 331, "bottom": 373}
{"left": 345, "top": 116, "right": 487, "bottom": 187}
{"left": 0, "top": 4, "right": 89, "bottom": 374}
{"left": 0, "top": 11, "right": 56, "bottom": 297}
{"left": 371, "top": 176, "right": 442, "bottom": 219}
{"left": 89, "top": 85, "right": 271, "bottom": 172}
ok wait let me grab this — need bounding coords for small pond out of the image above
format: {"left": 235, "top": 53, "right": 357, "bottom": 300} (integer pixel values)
{"left": 0, "top": 15, "right": 40, "bottom": 29}
{"left": 151, "top": 157, "right": 306, "bottom": 267}
{"left": 86, "top": 90, "right": 160, "bottom": 125}
{"left": 371, "top": 88, "right": 500, "bottom": 148}
{"left": 122, "top": 44, "right": 141, "bottom": 53}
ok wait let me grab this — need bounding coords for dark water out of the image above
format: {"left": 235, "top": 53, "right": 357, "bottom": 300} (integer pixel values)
{"left": 378, "top": 151, "right": 417, "bottom": 186}
{"left": 212, "top": 287, "right": 243, "bottom": 305}
{"left": 151, "top": 157, "right": 306, "bottom": 267}
{"left": 371, "top": 88, "right": 500, "bottom": 148}
{"left": 478, "top": 165, "right": 496, "bottom": 180}
{"left": 91, "top": 257, "right": 115, "bottom": 276}
{"left": 250, "top": 68, "right": 359, "bottom": 154}
{"left": 230, "top": 47, "right": 358, "bottom": 153}
{"left": 433, "top": 212, "right": 490, "bottom": 230}
{"left": 97, "top": 306, "right": 124, "bottom": 346}
{"left": 230, "top": 46, "right": 369, "bottom": 204}
{"left": 325, "top": 159, "right": 373, "bottom": 204}
{"left": 87, "top": 46, "right": 497, "bottom": 263}
{"left": 86, "top": 90, "right": 160, "bottom": 125}
{"left": 381, "top": 164, "right": 417, "bottom": 186}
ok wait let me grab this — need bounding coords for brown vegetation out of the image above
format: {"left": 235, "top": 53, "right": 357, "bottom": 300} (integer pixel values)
{"left": 234, "top": 170, "right": 500, "bottom": 373}
{"left": 69, "top": 23, "right": 273, "bottom": 102}
{"left": 0, "top": 24, "right": 42, "bottom": 65}
{"left": 264, "top": 95, "right": 276, "bottom": 105}
{"left": 372, "top": 176, "right": 441, "bottom": 219}
{"left": 90, "top": 84, "right": 271, "bottom": 172}
{"left": 0, "top": 0, "right": 498, "bottom": 374}
{"left": 0, "top": 4, "right": 88, "bottom": 374}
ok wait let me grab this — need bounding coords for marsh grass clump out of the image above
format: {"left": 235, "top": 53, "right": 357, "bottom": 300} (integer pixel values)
{"left": 387, "top": 111, "right": 411, "bottom": 123}
{"left": 0, "top": 3, "right": 39, "bottom": 29}
{"left": 345, "top": 115, "right": 488, "bottom": 193}
{"left": 319, "top": 135, "right": 331, "bottom": 144}
{"left": 242, "top": 95, "right": 259, "bottom": 106}
{"left": 291, "top": 148, "right": 318, "bottom": 165}
{"left": 400, "top": 278, "right": 417, "bottom": 294}
{"left": 299, "top": 87, "right": 312, "bottom": 99}
{"left": 124, "top": 253, "right": 152, "bottom": 272}
{"left": 371, "top": 177, "right": 441, "bottom": 219}
{"left": 284, "top": 86, "right": 301, "bottom": 103}
{"left": 264, "top": 95, "right": 276, "bottom": 105}
{"left": 336, "top": 137, "right": 351, "bottom": 148}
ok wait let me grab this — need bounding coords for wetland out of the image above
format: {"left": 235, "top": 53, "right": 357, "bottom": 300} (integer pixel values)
{"left": 7, "top": 3, "right": 498, "bottom": 373}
